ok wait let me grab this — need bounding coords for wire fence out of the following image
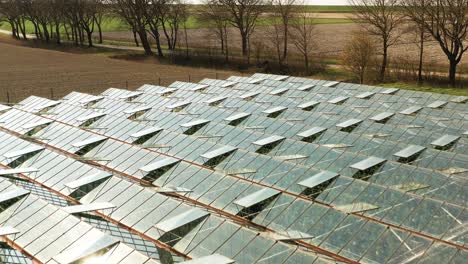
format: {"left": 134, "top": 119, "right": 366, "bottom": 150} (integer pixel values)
{"left": 0, "top": 71, "right": 238, "bottom": 104}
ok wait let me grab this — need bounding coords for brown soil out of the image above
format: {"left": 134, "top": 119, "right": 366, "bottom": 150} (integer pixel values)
{"left": 0, "top": 36, "right": 238, "bottom": 103}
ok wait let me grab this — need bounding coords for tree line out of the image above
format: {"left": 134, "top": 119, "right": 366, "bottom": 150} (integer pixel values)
{"left": 0, "top": 0, "right": 467, "bottom": 87}
{"left": 346, "top": 0, "right": 467, "bottom": 87}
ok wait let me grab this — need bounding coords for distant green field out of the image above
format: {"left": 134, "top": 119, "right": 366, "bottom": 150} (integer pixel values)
{"left": 0, "top": 15, "right": 353, "bottom": 34}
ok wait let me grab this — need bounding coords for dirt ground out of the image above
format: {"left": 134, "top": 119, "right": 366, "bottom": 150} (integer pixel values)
{"left": 0, "top": 37, "right": 237, "bottom": 103}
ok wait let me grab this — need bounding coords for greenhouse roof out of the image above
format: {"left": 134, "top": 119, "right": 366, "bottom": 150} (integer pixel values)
{"left": 0, "top": 73, "right": 466, "bottom": 264}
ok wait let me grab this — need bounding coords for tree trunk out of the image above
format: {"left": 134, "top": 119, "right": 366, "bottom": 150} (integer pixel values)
{"left": 379, "top": 44, "right": 388, "bottom": 82}
{"left": 150, "top": 28, "right": 164, "bottom": 57}
{"left": 418, "top": 29, "right": 424, "bottom": 85}
{"left": 449, "top": 59, "right": 457, "bottom": 87}
{"left": 184, "top": 24, "right": 189, "bottom": 59}
{"left": 97, "top": 23, "right": 103, "bottom": 44}
{"left": 241, "top": 31, "right": 248, "bottom": 57}
{"left": 10, "top": 21, "right": 17, "bottom": 39}
{"left": 32, "top": 20, "right": 39, "bottom": 39}
{"left": 282, "top": 20, "right": 288, "bottom": 62}
{"left": 56, "top": 23, "right": 61, "bottom": 44}
{"left": 87, "top": 31, "right": 93, "bottom": 47}
{"left": 19, "top": 18, "right": 27, "bottom": 40}
{"left": 42, "top": 24, "right": 50, "bottom": 43}
{"left": 138, "top": 29, "right": 153, "bottom": 55}
{"left": 224, "top": 27, "right": 229, "bottom": 63}
{"left": 133, "top": 30, "right": 140, "bottom": 47}
{"left": 64, "top": 25, "right": 70, "bottom": 40}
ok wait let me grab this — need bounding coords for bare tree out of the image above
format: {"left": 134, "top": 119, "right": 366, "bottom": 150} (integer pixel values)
{"left": 212, "top": 0, "right": 265, "bottom": 59}
{"left": 0, "top": 0, "right": 23, "bottom": 39}
{"left": 271, "top": 0, "right": 297, "bottom": 67}
{"left": 290, "top": 11, "right": 316, "bottom": 73}
{"left": 112, "top": 0, "right": 153, "bottom": 55}
{"left": 402, "top": 0, "right": 468, "bottom": 87}
{"left": 349, "top": 0, "right": 404, "bottom": 82}
{"left": 94, "top": 0, "right": 109, "bottom": 44}
{"left": 343, "top": 31, "right": 377, "bottom": 84}
{"left": 201, "top": 1, "right": 230, "bottom": 62}
{"left": 404, "top": 19, "right": 431, "bottom": 85}
{"left": 145, "top": 0, "right": 165, "bottom": 57}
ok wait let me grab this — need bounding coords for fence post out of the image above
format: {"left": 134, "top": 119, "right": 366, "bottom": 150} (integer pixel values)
{"left": 188, "top": 75, "right": 191, "bottom": 82}
{"left": 215, "top": 72, "right": 218, "bottom": 80}
{"left": 6, "top": 91, "right": 10, "bottom": 104}
{"left": 50, "top": 88, "right": 54, "bottom": 100}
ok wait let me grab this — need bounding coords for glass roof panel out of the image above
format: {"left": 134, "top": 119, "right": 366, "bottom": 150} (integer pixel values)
{"left": 298, "top": 171, "right": 339, "bottom": 188}
{"left": 0, "top": 189, "right": 30, "bottom": 204}
{"left": 431, "top": 135, "right": 460, "bottom": 148}
{"left": 52, "top": 233, "right": 119, "bottom": 264}
{"left": 22, "top": 120, "right": 53, "bottom": 131}
{"left": 79, "top": 96, "right": 104, "bottom": 106}
{"left": 297, "top": 101, "right": 320, "bottom": 110}
{"left": 323, "top": 81, "right": 340, "bottom": 87}
{"left": 297, "top": 84, "right": 315, "bottom": 91}
{"left": 4, "top": 145, "right": 44, "bottom": 159}
{"left": 370, "top": 112, "right": 394, "bottom": 122}
{"left": 336, "top": 119, "right": 363, "bottom": 129}
{"left": 65, "top": 172, "right": 112, "bottom": 189}
{"left": 190, "top": 84, "right": 209, "bottom": 91}
{"left": 427, "top": 101, "right": 448, "bottom": 109}
{"left": 0, "top": 168, "right": 39, "bottom": 175}
{"left": 380, "top": 88, "right": 399, "bottom": 94}
{"left": 180, "top": 254, "right": 235, "bottom": 264}
{"left": 297, "top": 127, "right": 327, "bottom": 139}
{"left": 139, "top": 157, "right": 180, "bottom": 173}
{"left": 76, "top": 112, "right": 106, "bottom": 122}
{"left": 119, "top": 91, "right": 143, "bottom": 100}
{"left": 335, "top": 202, "right": 379, "bottom": 213}
{"left": 240, "top": 91, "right": 261, "bottom": 99}
{"left": 399, "top": 106, "right": 422, "bottom": 115}
{"left": 71, "top": 136, "right": 107, "bottom": 149}
{"left": 233, "top": 188, "right": 281, "bottom": 208}
{"left": 262, "top": 106, "right": 288, "bottom": 115}
{"left": 130, "top": 127, "right": 163, "bottom": 138}
{"left": 356, "top": 92, "right": 375, "bottom": 99}
{"left": 166, "top": 101, "right": 191, "bottom": 110}
{"left": 224, "top": 112, "right": 251, "bottom": 122}
{"left": 450, "top": 96, "right": 467, "bottom": 103}
{"left": 252, "top": 135, "right": 285, "bottom": 146}
{"left": 154, "top": 208, "right": 209, "bottom": 233}
{"left": 0, "top": 226, "right": 20, "bottom": 236}
{"left": 393, "top": 145, "right": 426, "bottom": 159}
{"left": 205, "top": 96, "right": 227, "bottom": 105}
{"left": 328, "top": 96, "right": 349, "bottom": 104}
{"left": 123, "top": 105, "right": 152, "bottom": 115}
{"left": 63, "top": 202, "right": 116, "bottom": 214}
{"left": 350, "top": 157, "right": 386, "bottom": 171}
{"left": 201, "top": 146, "right": 238, "bottom": 160}
{"left": 180, "top": 119, "right": 210, "bottom": 128}
{"left": 270, "top": 88, "right": 289, "bottom": 96}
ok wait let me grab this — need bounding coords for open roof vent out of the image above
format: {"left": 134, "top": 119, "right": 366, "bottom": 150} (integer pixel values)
{"left": 252, "top": 135, "right": 285, "bottom": 154}
{"left": 350, "top": 157, "right": 386, "bottom": 181}
{"left": 298, "top": 171, "right": 339, "bottom": 199}
{"left": 154, "top": 208, "right": 210, "bottom": 246}
{"left": 234, "top": 189, "right": 281, "bottom": 220}
{"left": 201, "top": 146, "right": 237, "bottom": 168}
{"left": 139, "top": 157, "right": 181, "bottom": 182}
{"left": 65, "top": 172, "right": 112, "bottom": 200}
